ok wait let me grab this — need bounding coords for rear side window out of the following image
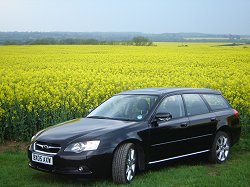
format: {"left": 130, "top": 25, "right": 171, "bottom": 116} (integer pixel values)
{"left": 202, "top": 94, "right": 229, "bottom": 111}
{"left": 183, "top": 94, "right": 209, "bottom": 116}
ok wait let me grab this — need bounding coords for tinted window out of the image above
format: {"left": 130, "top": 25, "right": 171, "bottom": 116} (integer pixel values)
{"left": 183, "top": 94, "right": 209, "bottom": 116}
{"left": 88, "top": 95, "right": 158, "bottom": 121}
{"left": 202, "top": 94, "right": 229, "bottom": 111}
{"left": 157, "top": 95, "right": 185, "bottom": 118}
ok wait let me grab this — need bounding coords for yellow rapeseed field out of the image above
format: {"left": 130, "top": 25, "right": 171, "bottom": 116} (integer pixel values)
{"left": 0, "top": 43, "right": 249, "bottom": 141}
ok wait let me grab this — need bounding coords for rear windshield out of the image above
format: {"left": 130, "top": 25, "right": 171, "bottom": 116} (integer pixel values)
{"left": 202, "top": 94, "right": 229, "bottom": 111}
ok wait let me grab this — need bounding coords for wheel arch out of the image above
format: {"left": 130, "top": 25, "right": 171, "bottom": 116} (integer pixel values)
{"left": 216, "top": 125, "right": 232, "bottom": 146}
{"left": 112, "top": 139, "right": 146, "bottom": 171}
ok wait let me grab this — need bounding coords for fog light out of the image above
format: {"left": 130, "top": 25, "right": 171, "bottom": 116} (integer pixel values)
{"left": 78, "top": 165, "right": 92, "bottom": 174}
{"left": 78, "top": 166, "right": 84, "bottom": 172}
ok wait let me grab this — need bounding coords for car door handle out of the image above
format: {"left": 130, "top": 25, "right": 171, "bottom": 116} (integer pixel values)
{"left": 180, "top": 123, "right": 188, "bottom": 127}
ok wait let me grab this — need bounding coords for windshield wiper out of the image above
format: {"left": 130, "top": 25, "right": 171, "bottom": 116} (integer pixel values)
{"left": 111, "top": 117, "right": 137, "bottom": 122}
{"left": 87, "top": 116, "right": 114, "bottom": 120}
{"left": 87, "top": 116, "right": 136, "bottom": 121}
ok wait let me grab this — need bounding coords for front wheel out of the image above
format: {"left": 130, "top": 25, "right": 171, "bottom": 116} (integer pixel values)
{"left": 209, "top": 131, "right": 231, "bottom": 163}
{"left": 112, "top": 143, "right": 137, "bottom": 184}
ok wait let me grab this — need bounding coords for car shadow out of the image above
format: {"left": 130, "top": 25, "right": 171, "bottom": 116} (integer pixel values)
{"left": 31, "top": 172, "right": 108, "bottom": 186}
{"left": 146, "top": 153, "right": 209, "bottom": 172}
{"left": 31, "top": 154, "right": 210, "bottom": 185}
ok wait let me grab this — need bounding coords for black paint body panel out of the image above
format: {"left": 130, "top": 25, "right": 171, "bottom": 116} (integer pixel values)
{"left": 28, "top": 88, "right": 241, "bottom": 176}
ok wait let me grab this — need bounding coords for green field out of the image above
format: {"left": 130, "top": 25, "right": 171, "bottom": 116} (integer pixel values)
{"left": 0, "top": 43, "right": 250, "bottom": 186}
{"left": 0, "top": 43, "right": 250, "bottom": 142}
{"left": 0, "top": 132, "right": 250, "bottom": 187}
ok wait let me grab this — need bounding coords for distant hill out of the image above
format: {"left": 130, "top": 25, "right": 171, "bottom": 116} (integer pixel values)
{"left": 0, "top": 32, "right": 249, "bottom": 44}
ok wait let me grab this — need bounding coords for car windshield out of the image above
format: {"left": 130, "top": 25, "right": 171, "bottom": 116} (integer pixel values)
{"left": 87, "top": 95, "right": 159, "bottom": 121}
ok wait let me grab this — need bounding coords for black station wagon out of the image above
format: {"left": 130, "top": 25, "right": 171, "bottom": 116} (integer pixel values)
{"left": 28, "top": 88, "right": 241, "bottom": 184}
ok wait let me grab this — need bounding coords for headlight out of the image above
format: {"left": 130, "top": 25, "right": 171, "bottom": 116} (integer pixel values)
{"left": 31, "top": 129, "right": 44, "bottom": 142}
{"left": 31, "top": 135, "right": 36, "bottom": 142}
{"left": 64, "top": 141, "right": 100, "bottom": 153}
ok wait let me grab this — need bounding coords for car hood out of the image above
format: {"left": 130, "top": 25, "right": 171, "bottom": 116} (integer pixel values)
{"left": 36, "top": 118, "right": 138, "bottom": 144}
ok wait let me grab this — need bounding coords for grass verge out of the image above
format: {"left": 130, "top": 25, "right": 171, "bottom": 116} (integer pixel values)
{"left": 0, "top": 133, "right": 250, "bottom": 187}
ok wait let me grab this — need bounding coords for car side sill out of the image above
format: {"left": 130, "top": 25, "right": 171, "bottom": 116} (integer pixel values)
{"left": 148, "top": 150, "right": 210, "bottom": 164}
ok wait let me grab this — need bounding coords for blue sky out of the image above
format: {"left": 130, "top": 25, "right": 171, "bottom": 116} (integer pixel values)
{"left": 0, "top": 0, "right": 250, "bottom": 34}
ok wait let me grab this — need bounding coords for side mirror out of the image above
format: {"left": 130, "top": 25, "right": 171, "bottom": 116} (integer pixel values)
{"left": 155, "top": 112, "right": 172, "bottom": 121}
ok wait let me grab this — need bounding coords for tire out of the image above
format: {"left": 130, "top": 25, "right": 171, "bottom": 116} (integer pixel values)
{"left": 112, "top": 143, "right": 137, "bottom": 184}
{"left": 208, "top": 131, "right": 231, "bottom": 164}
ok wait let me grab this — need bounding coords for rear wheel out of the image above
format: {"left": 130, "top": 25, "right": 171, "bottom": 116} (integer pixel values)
{"left": 112, "top": 143, "right": 136, "bottom": 184}
{"left": 209, "top": 131, "right": 230, "bottom": 163}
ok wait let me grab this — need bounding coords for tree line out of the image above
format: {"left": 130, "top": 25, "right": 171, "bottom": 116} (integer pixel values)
{"left": 2, "top": 36, "right": 154, "bottom": 46}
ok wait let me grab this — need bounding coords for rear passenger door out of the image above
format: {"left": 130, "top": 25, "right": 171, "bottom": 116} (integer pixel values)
{"left": 182, "top": 94, "right": 217, "bottom": 152}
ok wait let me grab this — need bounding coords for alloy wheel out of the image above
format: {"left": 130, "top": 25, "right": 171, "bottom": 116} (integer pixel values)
{"left": 216, "top": 135, "right": 229, "bottom": 161}
{"left": 126, "top": 148, "right": 136, "bottom": 181}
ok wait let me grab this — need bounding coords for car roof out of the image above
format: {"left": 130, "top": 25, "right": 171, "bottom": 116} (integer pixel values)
{"left": 118, "top": 87, "right": 221, "bottom": 96}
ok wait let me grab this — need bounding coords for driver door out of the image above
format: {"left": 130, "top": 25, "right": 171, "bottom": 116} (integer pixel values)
{"left": 148, "top": 95, "right": 191, "bottom": 162}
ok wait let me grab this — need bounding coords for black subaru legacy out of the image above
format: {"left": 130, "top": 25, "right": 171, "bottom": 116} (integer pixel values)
{"left": 28, "top": 88, "right": 241, "bottom": 184}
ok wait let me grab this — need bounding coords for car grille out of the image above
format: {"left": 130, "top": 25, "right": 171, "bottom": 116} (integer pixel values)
{"left": 34, "top": 141, "right": 61, "bottom": 155}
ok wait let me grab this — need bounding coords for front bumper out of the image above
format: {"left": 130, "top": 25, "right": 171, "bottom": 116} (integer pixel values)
{"left": 28, "top": 146, "right": 114, "bottom": 176}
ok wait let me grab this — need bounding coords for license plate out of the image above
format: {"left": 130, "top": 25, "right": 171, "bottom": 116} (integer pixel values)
{"left": 32, "top": 153, "right": 53, "bottom": 165}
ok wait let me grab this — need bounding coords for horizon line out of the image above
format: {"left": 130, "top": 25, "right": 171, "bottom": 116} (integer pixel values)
{"left": 0, "top": 31, "right": 249, "bottom": 36}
